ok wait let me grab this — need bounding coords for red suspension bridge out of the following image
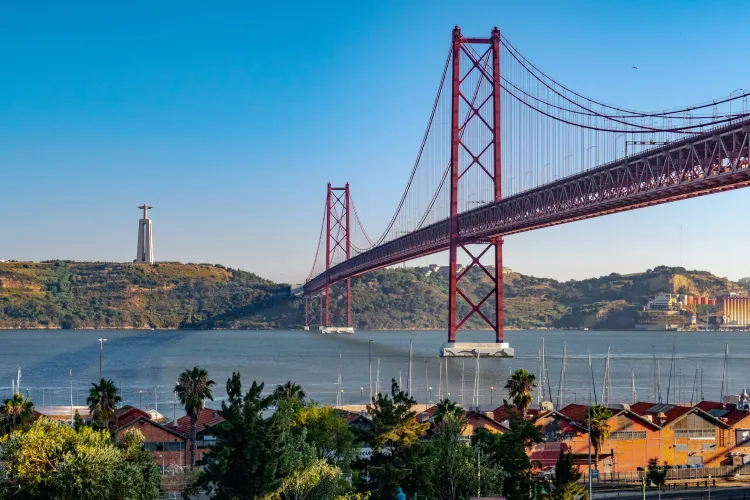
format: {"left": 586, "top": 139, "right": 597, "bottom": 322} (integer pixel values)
{"left": 303, "top": 26, "right": 750, "bottom": 356}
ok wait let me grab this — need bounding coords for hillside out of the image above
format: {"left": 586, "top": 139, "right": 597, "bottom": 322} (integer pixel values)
{"left": 0, "top": 261, "right": 745, "bottom": 330}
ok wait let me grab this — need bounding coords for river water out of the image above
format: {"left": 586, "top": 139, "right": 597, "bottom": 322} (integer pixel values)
{"left": 0, "top": 329, "right": 748, "bottom": 417}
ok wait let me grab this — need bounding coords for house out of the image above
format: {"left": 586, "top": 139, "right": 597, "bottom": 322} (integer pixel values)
{"left": 628, "top": 402, "right": 728, "bottom": 468}
{"left": 420, "top": 406, "right": 508, "bottom": 439}
{"left": 170, "top": 407, "right": 225, "bottom": 463}
{"left": 695, "top": 399, "right": 750, "bottom": 466}
{"left": 115, "top": 406, "right": 188, "bottom": 469}
{"left": 558, "top": 403, "right": 662, "bottom": 474}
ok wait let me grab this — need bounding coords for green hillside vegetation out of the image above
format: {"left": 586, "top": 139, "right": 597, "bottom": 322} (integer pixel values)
{"left": 0, "top": 261, "right": 744, "bottom": 330}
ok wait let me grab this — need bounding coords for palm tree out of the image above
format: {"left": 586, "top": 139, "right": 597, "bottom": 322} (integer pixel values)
{"left": 0, "top": 392, "right": 34, "bottom": 434}
{"left": 585, "top": 404, "right": 612, "bottom": 470}
{"left": 175, "top": 367, "right": 215, "bottom": 470}
{"left": 87, "top": 378, "right": 122, "bottom": 430}
{"left": 504, "top": 369, "right": 536, "bottom": 417}
{"left": 272, "top": 381, "right": 306, "bottom": 403}
{"left": 433, "top": 398, "right": 462, "bottom": 423}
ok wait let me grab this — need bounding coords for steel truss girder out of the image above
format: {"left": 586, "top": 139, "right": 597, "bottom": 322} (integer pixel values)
{"left": 305, "top": 120, "right": 750, "bottom": 295}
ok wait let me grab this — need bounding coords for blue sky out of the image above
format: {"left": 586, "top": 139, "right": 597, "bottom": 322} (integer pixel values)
{"left": 2, "top": 0, "right": 750, "bottom": 284}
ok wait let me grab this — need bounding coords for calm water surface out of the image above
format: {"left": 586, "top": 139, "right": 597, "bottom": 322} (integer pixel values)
{"left": 1, "top": 329, "right": 748, "bottom": 417}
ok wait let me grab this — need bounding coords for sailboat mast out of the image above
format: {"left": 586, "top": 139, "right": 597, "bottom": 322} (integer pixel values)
{"left": 408, "top": 339, "right": 413, "bottom": 395}
{"left": 631, "top": 369, "right": 636, "bottom": 404}
{"left": 721, "top": 343, "right": 729, "bottom": 401}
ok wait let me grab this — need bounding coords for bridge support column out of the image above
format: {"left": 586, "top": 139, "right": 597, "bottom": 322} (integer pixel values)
{"left": 443, "top": 26, "right": 512, "bottom": 357}
{"left": 322, "top": 183, "right": 354, "bottom": 334}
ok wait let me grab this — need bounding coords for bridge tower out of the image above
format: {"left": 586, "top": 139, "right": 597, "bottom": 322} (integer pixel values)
{"left": 443, "top": 26, "right": 512, "bottom": 357}
{"left": 322, "top": 183, "right": 353, "bottom": 333}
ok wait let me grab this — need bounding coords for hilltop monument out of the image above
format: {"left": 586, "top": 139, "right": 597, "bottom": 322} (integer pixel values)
{"left": 135, "top": 204, "right": 154, "bottom": 264}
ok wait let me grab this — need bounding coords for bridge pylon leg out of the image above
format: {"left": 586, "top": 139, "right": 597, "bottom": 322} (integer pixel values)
{"left": 443, "top": 25, "right": 512, "bottom": 358}
{"left": 322, "top": 183, "right": 355, "bottom": 334}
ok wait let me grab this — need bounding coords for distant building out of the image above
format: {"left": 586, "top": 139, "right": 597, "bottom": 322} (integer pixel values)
{"left": 502, "top": 267, "right": 513, "bottom": 274}
{"left": 646, "top": 293, "right": 678, "bottom": 311}
{"left": 135, "top": 203, "right": 154, "bottom": 264}
{"left": 717, "top": 295, "right": 750, "bottom": 327}
{"left": 115, "top": 406, "right": 187, "bottom": 470}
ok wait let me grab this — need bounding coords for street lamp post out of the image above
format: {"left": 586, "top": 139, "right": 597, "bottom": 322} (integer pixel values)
{"left": 139, "top": 390, "right": 143, "bottom": 408}
{"left": 360, "top": 387, "right": 364, "bottom": 404}
{"left": 429, "top": 387, "right": 433, "bottom": 403}
{"left": 98, "top": 338, "right": 107, "bottom": 381}
{"left": 490, "top": 386, "right": 494, "bottom": 406}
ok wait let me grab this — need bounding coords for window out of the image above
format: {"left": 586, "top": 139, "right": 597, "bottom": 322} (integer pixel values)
{"left": 609, "top": 431, "right": 646, "bottom": 440}
{"left": 673, "top": 414, "right": 717, "bottom": 439}
{"left": 143, "top": 441, "right": 185, "bottom": 452}
{"left": 674, "top": 429, "right": 715, "bottom": 438}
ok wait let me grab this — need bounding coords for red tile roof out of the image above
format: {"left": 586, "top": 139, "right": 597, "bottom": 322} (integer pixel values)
{"left": 172, "top": 407, "right": 224, "bottom": 435}
{"left": 629, "top": 401, "right": 693, "bottom": 427}
{"left": 557, "top": 403, "right": 590, "bottom": 424}
{"left": 491, "top": 405, "right": 539, "bottom": 422}
{"left": 115, "top": 405, "right": 186, "bottom": 440}
{"left": 696, "top": 401, "right": 750, "bottom": 426}
{"left": 115, "top": 406, "right": 152, "bottom": 429}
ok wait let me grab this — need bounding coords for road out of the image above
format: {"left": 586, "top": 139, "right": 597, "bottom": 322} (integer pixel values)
{"left": 597, "top": 485, "right": 750, "bottom": 500}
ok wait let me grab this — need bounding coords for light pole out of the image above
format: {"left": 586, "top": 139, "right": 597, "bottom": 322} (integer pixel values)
{"left": 368, "top": 340, "right": 374, "bottom": 403}
{"left": 490, "top": 386, "right": 494, "bottom": 406}
{"left": 429, "top": 387, "right": 433, "bottom": 403}
{"left": 138, "top": 390, "right": 143, "bottom": 408}
{"left": 708, "top": 474, "right": 711, "bottom": 500}
{"left": 340, "top": 389, "right": 344, "bottom": 407}
{"left": 158, "top": 454, "right": 164, "bottom": 473}
{"left": 360, "top": 387, "right": 364, "bottom": 404}
{"left": 98, "top": 338, "right": 107, "bottom": 381}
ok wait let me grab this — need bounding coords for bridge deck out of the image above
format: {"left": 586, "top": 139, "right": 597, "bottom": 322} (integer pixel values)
{"left": 306, "top": 119, "right": 750, "bottom": 294}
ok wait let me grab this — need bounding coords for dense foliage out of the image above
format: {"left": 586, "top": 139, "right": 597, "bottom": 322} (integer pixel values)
{"left": 0, "top": 260, "right": 744, "bottom": 330}
{"left": 0, "top": 419, "right": 160, "bottom": 499}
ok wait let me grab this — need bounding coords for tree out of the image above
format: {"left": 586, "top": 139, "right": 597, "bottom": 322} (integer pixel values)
{"left": 424, "top": 413, "right": 504, "bottom": 500}
{"left": 281, "top": 458, "right": 347, "bottom": 500}
{"left": 473, "top": 415, "right": 543, "bottom": 500}
{"left": 272, "top": 381, "right": 307, "bottom": 404}
{"left": 585, "top": 404, "right": 612, "bottom": 470}
{"left": 432, "top": 398, "right": 462, "bottom": 424}
{"left": 86, "top": 378, "right": 122, "bottom": 431}
{"left": 504, "top": 369, "right": 536, "bottom": 417}
{"left": 547, "top": 449, "right": 588, "bottom": 500}
{"left": 645, "top": 457, "right": 667, "bottom": 487}
{"left": 294, "top": 404, "right": 358, "bottom": 472}
{"left": 175, "top": 366, "right": 216, "bottom": 470}
{"left": 197, "top": 373, "right": 282, "bottom": 499}
{"left": 0, "top": 417, "right": 160, "bottom": 499}
{"left": 358, "top": 380, "right": 430, "bottom": 500}
{"left": 0, "top": 392, "right": 34, "bottom": 435}
{"left": 367, "top": 380, "right": 429, "bottom": 455}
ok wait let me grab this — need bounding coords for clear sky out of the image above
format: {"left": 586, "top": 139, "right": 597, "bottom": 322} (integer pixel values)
{"left": 2, "top": 0, "right": 750, "bottom": 284}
